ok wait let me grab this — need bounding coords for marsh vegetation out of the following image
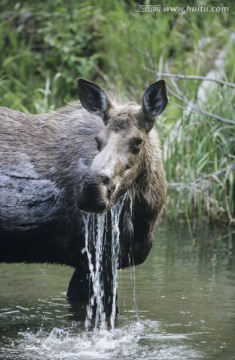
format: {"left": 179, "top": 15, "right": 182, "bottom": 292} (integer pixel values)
{"left": 0, "top": 0, "right": 234, "bottom": 224}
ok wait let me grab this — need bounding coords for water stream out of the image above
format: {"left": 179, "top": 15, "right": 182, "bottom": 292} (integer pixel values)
{"left": 0, "top": 225, "right": 234, "bottom": 359}
{"left": 82, "top": 196, "right": 126, "bottom": 330}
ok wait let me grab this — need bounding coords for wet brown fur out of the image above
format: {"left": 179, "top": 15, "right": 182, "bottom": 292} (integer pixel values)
{"left": 0, "top": 84, "right": 167, "bottom": 304}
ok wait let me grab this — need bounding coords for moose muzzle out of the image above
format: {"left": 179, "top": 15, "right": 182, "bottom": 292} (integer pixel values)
{"left": 77, "top": 170, "right": 115, "bottom": 213}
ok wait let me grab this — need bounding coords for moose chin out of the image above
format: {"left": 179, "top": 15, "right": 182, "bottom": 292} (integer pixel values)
{"left": 0, "top": 77, "right": 168, "bottom": 316}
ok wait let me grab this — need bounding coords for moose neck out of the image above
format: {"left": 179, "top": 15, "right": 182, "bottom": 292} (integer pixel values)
{"left": 133, "top": 129, "right": 167, "bottom": 218}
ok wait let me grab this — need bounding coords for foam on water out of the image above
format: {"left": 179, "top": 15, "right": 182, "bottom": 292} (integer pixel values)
{"left": 0, "top": 320, "right": 203, "bottom": 360}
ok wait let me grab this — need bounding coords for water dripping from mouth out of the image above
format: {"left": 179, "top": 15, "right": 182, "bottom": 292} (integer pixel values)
{"left": 82, "top": 195, "right": 126, "bottom": 330}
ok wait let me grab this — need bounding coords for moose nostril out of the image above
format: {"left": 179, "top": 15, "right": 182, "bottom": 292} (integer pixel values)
{"left": 100, "top": 175, "right": 111, "bottom": 186}
{"left": 83, "top": 173, "right": 112, "bottom": 187}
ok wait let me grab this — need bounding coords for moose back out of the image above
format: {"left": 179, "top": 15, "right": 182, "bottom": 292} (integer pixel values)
{"left": 0, "top": 78, "right": 167, "bottom": 311}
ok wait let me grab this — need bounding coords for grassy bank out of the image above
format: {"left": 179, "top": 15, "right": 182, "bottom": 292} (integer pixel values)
{"left": 0, "top": 0, "right": 234, "bottom": 224}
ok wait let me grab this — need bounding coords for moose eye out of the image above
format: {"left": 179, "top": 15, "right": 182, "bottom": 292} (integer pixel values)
{"left": 132, "top": 137, "right": 143, "bottom": 153}
{"left": 95, "top": 136, "right": 102, "bottom": 151}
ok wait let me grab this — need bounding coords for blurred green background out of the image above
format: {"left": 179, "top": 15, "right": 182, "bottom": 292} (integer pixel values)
{"left": 0, "top": 0, "right": 234, "bottom": 225}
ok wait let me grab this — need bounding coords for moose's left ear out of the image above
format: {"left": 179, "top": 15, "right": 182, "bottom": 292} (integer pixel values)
{"left": 141, "top": 80, "right": 168, "bottom": 132}
{"left": 78, "top": 78, "right": 112, "bottom": 123}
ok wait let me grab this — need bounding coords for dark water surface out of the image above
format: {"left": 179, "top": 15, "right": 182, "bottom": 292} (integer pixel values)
{"left": 0, "top": 225, "right": 235, "bottom": 360}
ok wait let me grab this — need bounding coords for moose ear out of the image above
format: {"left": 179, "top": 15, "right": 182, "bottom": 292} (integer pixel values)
{"left": 78, "top": 78, "right": 112, "bottom": 122}
{"left": 141, "top": 80, "right": 168, "bottom": 132}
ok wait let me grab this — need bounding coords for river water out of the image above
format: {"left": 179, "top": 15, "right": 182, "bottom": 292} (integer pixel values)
{"left": 0, "top": 225, "right": 234, "bottom": 360}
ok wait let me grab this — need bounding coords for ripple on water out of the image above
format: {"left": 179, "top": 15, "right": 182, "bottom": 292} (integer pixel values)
{"left": 0, "top": 320, "right": 203, "bottom": 360}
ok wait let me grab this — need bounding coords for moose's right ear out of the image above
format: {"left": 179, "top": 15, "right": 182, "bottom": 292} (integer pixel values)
{"left": 78, "top": 78, "right": 112, "bottom": 122}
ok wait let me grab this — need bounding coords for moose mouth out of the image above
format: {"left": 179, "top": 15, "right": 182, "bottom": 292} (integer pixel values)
{"left": 78, "top": 197, "right": 110, "bottom": 214}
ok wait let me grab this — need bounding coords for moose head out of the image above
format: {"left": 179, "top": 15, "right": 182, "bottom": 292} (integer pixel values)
{"left": 77, "top": 78, "right": 168, "bottom": 213}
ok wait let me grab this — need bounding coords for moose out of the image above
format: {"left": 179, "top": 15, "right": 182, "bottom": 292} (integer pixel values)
{"left": 0, "top": 78, "right": 168, "bottom": 317}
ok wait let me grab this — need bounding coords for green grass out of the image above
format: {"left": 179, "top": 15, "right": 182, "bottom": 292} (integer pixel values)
{"left": 0, "top": 0, "right": 101, "bottom": 112}
{"left": 0, "top": 0, "right": 234, "bottom": 224}
{"left": 161, "top": 87, "right": 234, "bottom": 224}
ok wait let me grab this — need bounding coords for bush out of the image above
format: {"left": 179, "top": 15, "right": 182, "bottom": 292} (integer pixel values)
{"left": 0, "top": 0, "right": 102, "bottom": 112}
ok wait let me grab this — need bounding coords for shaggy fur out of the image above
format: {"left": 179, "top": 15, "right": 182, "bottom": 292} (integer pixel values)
{"left": 0, "top": 79, "right": 167, "bottom": 306}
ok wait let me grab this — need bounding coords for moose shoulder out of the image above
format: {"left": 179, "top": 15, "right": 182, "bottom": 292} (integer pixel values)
{"left": 0, "top": 79, "right": 167, "bottom": 304}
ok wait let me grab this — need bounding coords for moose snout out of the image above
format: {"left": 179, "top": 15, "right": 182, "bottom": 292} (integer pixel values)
{"left": 77, "top": 171, "right": 115, "bottom": 213}
{"left": 84, "top": 173, "right": 113, "bottom": 188}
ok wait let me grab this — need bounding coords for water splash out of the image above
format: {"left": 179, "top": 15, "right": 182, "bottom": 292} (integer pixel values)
{"left": 2, "top": 320, "right": 203, "bottom": 360}
{"left": 82, "top": 196, "right": 126, "bottom": 330}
